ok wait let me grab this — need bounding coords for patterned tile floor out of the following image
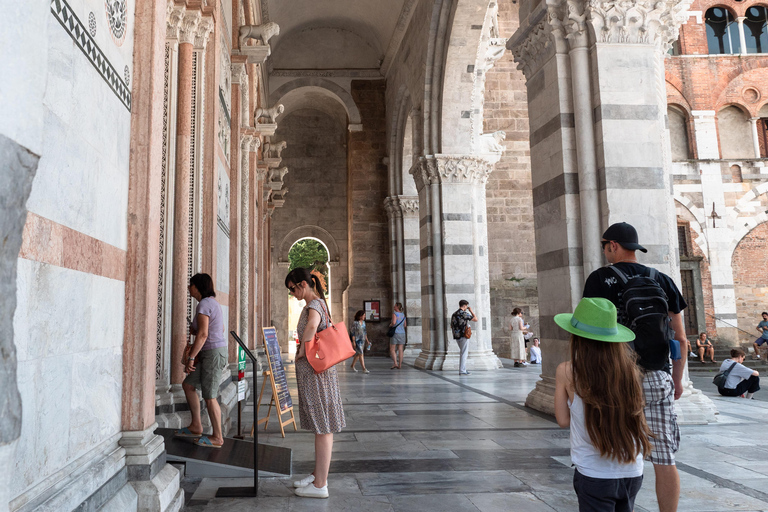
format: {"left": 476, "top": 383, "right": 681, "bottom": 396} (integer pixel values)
{"left": 182, "top": 357, "right": 768, "bottom": 511}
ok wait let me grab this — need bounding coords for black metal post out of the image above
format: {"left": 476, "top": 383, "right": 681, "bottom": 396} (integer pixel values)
{"left": 216, "top": 331, "right": 259, "bottom": 497}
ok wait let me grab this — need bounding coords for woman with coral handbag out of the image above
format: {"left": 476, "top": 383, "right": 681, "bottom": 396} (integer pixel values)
{"left": 285, "top": 267, "right": 348, "bottom": 499}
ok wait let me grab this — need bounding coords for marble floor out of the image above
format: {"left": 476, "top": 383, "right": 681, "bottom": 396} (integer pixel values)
{"left": 182, "top": 357, "right": 768, "bottom": 511}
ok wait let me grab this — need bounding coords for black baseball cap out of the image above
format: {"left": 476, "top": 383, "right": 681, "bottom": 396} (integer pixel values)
{"left": 602, "top": 222, "right": 647, "bottom": 253}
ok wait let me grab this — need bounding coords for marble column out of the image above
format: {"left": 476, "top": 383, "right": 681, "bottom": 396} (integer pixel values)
{"left": 413, "top": 156, "right": 502, "bottom": 371}
{"left": 240, "top": 135, "right": 259, "bottom": 345}
{"left": 750, "top": 118, "right": 762, "bottom": 159}
{"left": 384, "top": 197, "right": 405, "bottom": 306}
{"left": 737, "top": 17, "right": 748, "bottom": 56}
{"left": 170, "top": 9, "right": 201, "bottom": 386}
{"left": 120, "top": 0, "right": 183, "bottom": 509}
{"left": 509, "top": 0, "right": 717, "bottom": 422}
{"left": 397, "top": 196, "right": 422, "bottom": 351}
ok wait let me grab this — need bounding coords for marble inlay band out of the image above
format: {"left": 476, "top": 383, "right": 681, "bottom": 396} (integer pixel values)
{"left": 532, "top": 173, "right": 579, "bottom": 207}
{"left": 594, "top": 104, "right": 658, "bottom": 122}
{"left": 51, "top": 0, "right": 132, "bottom": 111}
{"left": 598, "top": 167, "right": 665, "bottom": 190}
{"left": 530, "top": 113, "right": 574, "bottom": 147}
{"left": 19, "top": 212, "right": 126, "bottom": 281}
{"left": 535, "top": 247, "right": 583, "bottom": 272}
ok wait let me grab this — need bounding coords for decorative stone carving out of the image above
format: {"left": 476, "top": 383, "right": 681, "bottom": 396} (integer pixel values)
{"left": 263, "top": 140, "right": 287, "bottom": 159}
{"left": 166, "top": 2, "right": 185, "bottom": 40}
{"left": 383, "top": 197, "right": 401, "bottom": 219}
{"left": 268, "top": 166, "right": 289, "bottom": 186}
{"left": 193, "top": 16, "right": 214, "bottom": 49}
{"left": 178, "top": 10, "right": 201, "bottom": 45}
{"left": 587, "top": 0, "right": 692, "bottom": 49}
{"left": 411, "top": 155, "right": 496, "bottom": 189}
{"left": 238, "top": 22, "right": 280, "bottom": 52}
{"left": 477, "top": 131, "right": 507, "bottom": 164}
{"left": 218, "top": 102, "right": 231, "bottom": 159}
{"left": 231, "top": 63, "right": 247, "bottom": 85}
{"left": 399, "top": 197, "right": 419, "bottom": 215}
{"left": 255, "top": 104, "right": 284, "bottom": 124}
{"left": 508, "top": 16, "right": 554, "bottom": 80}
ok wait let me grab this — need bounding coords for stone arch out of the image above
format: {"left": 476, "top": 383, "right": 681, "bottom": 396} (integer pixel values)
{"left": 674, "top": 195, "right": 709, "bottom": 254}
{"left": 269, "top": 78, "right": 362, "bottom": 127}
{"left": 668, "top": 104, "right": 692, "bottom": 160}
{"left": 728, "top": 181, "right": 768, "bottom": 223}
{"left": 717, "top": 104, "right": 754, "bottom": 158}
{"left": 438, "top": 0, "right": 498, "bottom": 154}
{"left": 731, "top": 221, "right": 768, "bottom": 338}
{"left": 389, "top": 85, "right": 416, "bottom": 196}
{"left": 277, "top": 225, "right": 341, "bottom": 266}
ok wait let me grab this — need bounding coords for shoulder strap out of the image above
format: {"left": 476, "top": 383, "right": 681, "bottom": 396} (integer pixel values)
{"left": 648, "top": 267, "right": 659, "bottom": 281}
{"left": 395, "top": 316, "right": 405, "bottom": 328}
{"left": 609, "top": 265, "right": 629, "bottom": 284}
{"left": 723, "top": 361, "right": 738, "bottom": 377}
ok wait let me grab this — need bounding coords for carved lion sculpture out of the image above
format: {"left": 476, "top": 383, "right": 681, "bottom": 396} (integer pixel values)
{"left": 478, "top": 130, "right": 507, "bottom": 154}
{"left": 238, "top": 22, "right": 280, "bottom": 49}
{"left": 255, "top": 104, "right": 284, "bottom": 124}
{"left": 268, "top": 167, "right": 289, "bottom": 183}
{"left": 267, "top": 140, "right": 287, "bottom": 158}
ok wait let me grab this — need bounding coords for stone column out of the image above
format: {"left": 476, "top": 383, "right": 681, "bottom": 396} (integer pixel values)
{"left": 120, "top": 0, "right": 183, "bottom": 509}
{"left": 384, "top": 197, "right": 405, "bottom": 306}
{"left": 737, "top": 17, "right": 748, "bottom": 56}
{"left": 240, "top": 135, "right": 259, "bottom": 344}
{"left": 170, "top": 9, "right": 201, "bottom": 386}
{"left": 750, "top": 118, "right": 762, "bottom": 159}
{"left": 413, "top": 156, "right": 502, "bottom": 371}
{"left": 399, "top": 196, "right": 422, "bottom": 351}
{"left": 509, "top": 0, "right": 716, "bottom": 422}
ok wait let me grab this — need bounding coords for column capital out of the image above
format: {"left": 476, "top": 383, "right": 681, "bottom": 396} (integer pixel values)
{"left": 178, "top": 10, "right": 201, "bottom": 45}
{"left": 231, "top": 62, "right": 248, "bottom": 85}
{"left": 240, "top": 133, "right": 255, "bottom": 150}
{"left": 193, "top": 16, "right": 214, "bottom": 50}
{"left": 166, "top": 2, "right": 185, "bottom": 40}
{"left": 384, "top": 197, "right": 402, "bottom": 219}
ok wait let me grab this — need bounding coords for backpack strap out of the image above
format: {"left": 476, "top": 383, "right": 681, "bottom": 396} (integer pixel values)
{"left": 647, "top": 267, "right": 659, "bottom": 281}
{"left": 609, "top": 265, "right": 629, "bottom": 284}
{"left": 723, "top": 361, "right": 738, "bottom": 378}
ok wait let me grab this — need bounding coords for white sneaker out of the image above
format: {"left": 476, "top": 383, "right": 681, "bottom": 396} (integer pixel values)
{"left": 294, "top": 483, "right": 329, "bottom": 498}
{"left": 522, "top": 362, "right": 529, "bottom": 366}
{"left": 293, "top": 474, "right": 315, "bottom": 488}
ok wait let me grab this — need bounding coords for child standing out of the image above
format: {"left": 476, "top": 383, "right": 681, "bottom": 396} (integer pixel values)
{"left": 554, "top": 297, "right": 652, "bottom": 512}
{"left": 350, "top": 310, "right": 370, "bottom": 374}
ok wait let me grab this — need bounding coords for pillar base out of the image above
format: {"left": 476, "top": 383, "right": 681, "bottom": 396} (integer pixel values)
{"left": 525, "top": 375, "right": 556, "bottom": 416}
{"left": 525, "top": 373, "right": 719, "bottom": 424}
{"left": 0, "top": 440, "right": 17, "bottom": 512}
{"left": 120, "top": 423, "right": 183, "bottom": 512}
{"left": 413, "top": 348, "right": 501, "bottom": 371}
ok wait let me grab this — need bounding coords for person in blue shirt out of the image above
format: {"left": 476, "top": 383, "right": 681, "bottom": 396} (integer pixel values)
{"left": 752, "top": 312, "right": 768, "bottom": 360}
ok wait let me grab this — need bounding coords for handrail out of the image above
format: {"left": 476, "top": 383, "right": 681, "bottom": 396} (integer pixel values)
{"left": 705, "top": 312, "right": 755, "bottom": 338}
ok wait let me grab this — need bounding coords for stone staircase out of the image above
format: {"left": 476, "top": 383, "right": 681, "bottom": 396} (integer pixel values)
{"left": 686, "top": 339, "right": 768, "bottom": 372}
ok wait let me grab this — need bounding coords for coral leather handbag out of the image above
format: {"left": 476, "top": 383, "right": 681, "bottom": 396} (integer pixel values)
{"left": 305, "top": 300, "right": 355, "bottom": 374}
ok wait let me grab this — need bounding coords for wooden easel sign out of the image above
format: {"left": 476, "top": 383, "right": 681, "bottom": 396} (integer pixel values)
{"left": 254, "top": 327, "right": 297, "bottom": 438}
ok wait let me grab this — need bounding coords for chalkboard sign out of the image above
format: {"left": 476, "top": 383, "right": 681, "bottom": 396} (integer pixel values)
{"left": 262, "top": 327, "right": 293, "bottom": 412}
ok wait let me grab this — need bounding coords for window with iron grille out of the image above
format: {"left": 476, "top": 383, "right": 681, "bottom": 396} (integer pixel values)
{"left": 677, "top": 224, "right": 690, "bottom": 257}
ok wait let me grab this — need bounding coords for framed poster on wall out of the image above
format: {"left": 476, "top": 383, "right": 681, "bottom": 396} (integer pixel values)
{"left": 364, "top": 300, "right": 380, "bottom": 321}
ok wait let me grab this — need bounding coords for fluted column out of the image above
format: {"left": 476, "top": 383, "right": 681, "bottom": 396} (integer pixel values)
{"left": 412, "top": 156, "right": 502, "bottom": 371}
{"left": 170, "top": 9, "right": 201, "bottom": 386}
{"left": 509, "top": 0, "right": 716, "bottom": 422}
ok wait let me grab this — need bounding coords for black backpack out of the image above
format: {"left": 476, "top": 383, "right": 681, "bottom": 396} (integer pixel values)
{"left": 610, "top": 266, "right": 675, "bottom": 371}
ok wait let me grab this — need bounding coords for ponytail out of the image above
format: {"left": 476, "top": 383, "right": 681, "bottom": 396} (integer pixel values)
{"left": 311, "top": 274, "right": 326, "bottom": 299}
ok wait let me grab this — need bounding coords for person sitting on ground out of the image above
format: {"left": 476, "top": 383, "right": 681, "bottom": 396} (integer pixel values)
{"left": 350, "top": 310, "right": 370, "bottom": 374}
{"left": 753, "top": 312, "right": 768, "bottom": 360}
{"left": 717, "top": 348, "right": 760, "bottom": 398}
{"left": 529, "top": 337, "right": 542, "bottom": 364}
{"left": 554, "top": 298, "right": 651, "bottom": 512}
{"left": 696, "top": 332, "right": 716, "bottom": 363}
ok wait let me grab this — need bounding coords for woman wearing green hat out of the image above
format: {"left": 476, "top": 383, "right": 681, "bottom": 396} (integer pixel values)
{"left": 554, "top": 297, "right": 652, "bottom": 512}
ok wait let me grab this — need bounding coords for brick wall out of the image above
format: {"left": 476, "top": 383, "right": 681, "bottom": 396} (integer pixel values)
{"left": 732, "top": 222, "right": 768, "bottom": 341}
{"left": 483, "top": 2, "right": 538, "bottom": 358}
{"left": 347, "top": 80, "right": 393, "bottom": 353}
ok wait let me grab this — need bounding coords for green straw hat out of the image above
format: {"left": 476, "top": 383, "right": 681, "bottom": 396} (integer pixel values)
{"left": 554, "top": 297, "right": 635, "bottom": 343}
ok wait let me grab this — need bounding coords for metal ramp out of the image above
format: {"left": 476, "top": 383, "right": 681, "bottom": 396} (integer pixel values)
{"left": 156, "top": 428, "right": 292, "bottom": 478}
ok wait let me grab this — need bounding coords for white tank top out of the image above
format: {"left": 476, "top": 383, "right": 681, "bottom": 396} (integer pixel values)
{"left": 568, "top": 394, "right": 644, "bottom": 479}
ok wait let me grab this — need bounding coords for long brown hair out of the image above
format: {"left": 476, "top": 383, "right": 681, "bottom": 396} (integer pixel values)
{"left": 570, "top": 334, "right": 652, "bottom": 463}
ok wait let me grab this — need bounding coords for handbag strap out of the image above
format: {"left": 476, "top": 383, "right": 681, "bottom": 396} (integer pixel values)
{"left": 394, "top": 315, "right": 405, "bottom": 329}
{"left": 316, "top": 298, "right": 332, "bottom": 327}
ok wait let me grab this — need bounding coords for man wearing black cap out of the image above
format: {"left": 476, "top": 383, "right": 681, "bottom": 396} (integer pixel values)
{"left": 583, "top": 222, "right": 688, "bottom": 512}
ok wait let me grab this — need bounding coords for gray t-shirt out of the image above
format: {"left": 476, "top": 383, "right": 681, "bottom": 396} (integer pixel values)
{"left": 720, "top": 359, "right": 755, "bottom": 389}
{"left": 758, "top": 320, "right": 768, "bottom": 339}
{"left": 192, "top": 296, "right": 226, "bottom": 350}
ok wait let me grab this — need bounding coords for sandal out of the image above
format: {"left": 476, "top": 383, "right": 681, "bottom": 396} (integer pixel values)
{"left": 194, "top": 436, "right": 222, "bottom": 449}
{"left": 174, "top": 427, "right": 203, "bottom": 438}
{"left": 391, "top": 365, "right": 398, "bottom": 369}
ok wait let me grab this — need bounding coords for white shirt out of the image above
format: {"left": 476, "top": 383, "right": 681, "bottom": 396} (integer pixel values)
{"left": 530, "top": 345, "right": 542, "bottom": 363}
{"left": 568, "top": 394, "right": 644, "bottom": 479}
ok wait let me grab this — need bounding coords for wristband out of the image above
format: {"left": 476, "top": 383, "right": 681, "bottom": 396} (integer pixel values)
{"left": 188, "top": 357, "right": 194, "bottom": 361}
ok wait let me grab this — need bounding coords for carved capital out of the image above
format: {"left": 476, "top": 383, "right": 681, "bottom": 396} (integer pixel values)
{"left": 397, "top": 196, "right": 419, "bottom": 216}
{"left": 410, "top": 158, "right": 440, "bottom": 193}
{"left": 178, "top": 10, "right": 201, "bottom": 45}
{"left": 383, "top": 197, "right": 401, "bottom": 219}
{"left": 193, "top": 16, "right": 214, "bottom": 49}
{"left": 508, "top": 13, "right": 554, "bottom": 80}
{"left": 433, "top": 155, "right": 496, "bottom": 184}
{"left": 166, "top": 2, "right": 185, "bottom": 40}
{"left": 231, "top": 63, "right": 247, "bottom": 85}
{"left": 586, "top": 0, "right": 692, "bottom": 50}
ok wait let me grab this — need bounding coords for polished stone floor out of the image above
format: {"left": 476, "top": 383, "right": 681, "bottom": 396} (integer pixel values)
{"left": 182, "top": 356, "right": 768, "bottom": 511}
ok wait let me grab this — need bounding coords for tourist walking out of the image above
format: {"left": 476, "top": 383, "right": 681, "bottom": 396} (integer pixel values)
{"left": 350, "top": 310, "right": 370, "bottom": 373}
{"left": 753, "top": 312, "right": 768, "bottom": 359}
{"left": 175, "top": 273, "right": 228, "bottom": 449}
{"left": 696, "top": 332, "right": 715, "bottom": 363}
{"left": 554, "top": 297, "right": 651, "bottom": 512}
{"left": 389, "top": 302, "right": 407, "bottom": 369}
{"left": 509, "top": 308, "right": 527, "bottom": 367}
{"left": 285, "top": 268, "right": 345, "bottom": 499}
{"left": 583, "top": 222, "right": 687, "bottom": 512}
{"left": 717, "top": 348, "right": 760, "bottom": 398}
{"left": 450, "top": 300, "right": 477, "bottom": 375}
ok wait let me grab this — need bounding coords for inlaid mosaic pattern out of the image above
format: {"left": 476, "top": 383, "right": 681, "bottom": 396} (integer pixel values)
{"left": 50, "top": 0, "right": 131, "bottom": 111}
